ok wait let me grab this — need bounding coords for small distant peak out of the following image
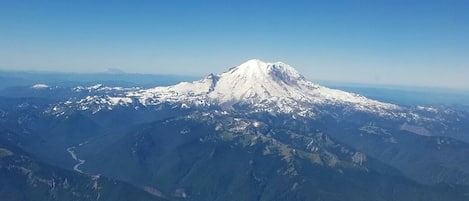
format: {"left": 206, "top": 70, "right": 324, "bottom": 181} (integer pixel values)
{"left": 103, "top": 68, "right": 125, "bottom": 74}
{"left": 32, "top": 84, "right": 49, "bottom": 89}
{"left": 88, "top": 84, "right": 104, "bottom": 90}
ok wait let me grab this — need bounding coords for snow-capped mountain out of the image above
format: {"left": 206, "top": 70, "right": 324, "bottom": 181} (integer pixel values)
{"left": 52, "top": 59, "right": 400, "bottom": 116}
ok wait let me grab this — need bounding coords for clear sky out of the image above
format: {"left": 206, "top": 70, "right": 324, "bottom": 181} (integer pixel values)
{"left": 1, "top": 0, "right": 468, "bottom": 89}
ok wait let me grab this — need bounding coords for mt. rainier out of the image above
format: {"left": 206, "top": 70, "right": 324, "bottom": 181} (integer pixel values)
{"left": 54, "top": 59, "right": 400, "bottom": 116}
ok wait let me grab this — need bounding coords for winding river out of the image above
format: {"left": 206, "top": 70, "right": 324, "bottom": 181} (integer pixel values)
{"left": 66, "top": 143, "right": 87, "bottom": 173}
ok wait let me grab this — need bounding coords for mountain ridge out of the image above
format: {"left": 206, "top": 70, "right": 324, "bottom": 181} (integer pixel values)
{"left": 3, "top": 61, "right": 469, "bottom": 201}
{"left": 53, "top": 59, "right": 400, "bottom": 117}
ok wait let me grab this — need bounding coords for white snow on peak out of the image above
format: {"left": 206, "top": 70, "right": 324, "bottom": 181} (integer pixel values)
{"left": 130, "top": 59, "right": 398, "bottom": 115}
{"left": 72, "top": 84, "right": 137, "bottom": 92}
{"left": 63, "top": 59, "right": 400, "bottom": 116}
{"left": 223, "top": 59, "right": 302, "bottom": 82}
{"left": 209, "top": 59, "right": 308, "bottom": 104}
{"left": 32, "top": 84, "right": 49, "bottom": 89}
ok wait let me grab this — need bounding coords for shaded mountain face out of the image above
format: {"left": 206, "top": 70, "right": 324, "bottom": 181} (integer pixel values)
{"left": 83, "top": 112, "right": 469, "bottom": 201}
{"left": 1, "top": 60, "right": 469, "bottom": 201}
{"left": 0, "top": 128, "right": 165, "bottom": 201}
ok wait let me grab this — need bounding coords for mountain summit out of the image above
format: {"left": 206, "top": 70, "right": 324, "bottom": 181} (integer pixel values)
{"left": 210, "top": 59, "right": 308, "bottom": 104}
{"left": 58, "top": 59, "right": 399, "bottom": 116}
{"left": 222, "top": 59, "right": 303, "bottom": 83}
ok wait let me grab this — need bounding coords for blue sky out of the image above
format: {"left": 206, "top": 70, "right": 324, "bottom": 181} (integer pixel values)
{"left": 0, "top": 1, "right": 468, "bottom": 89}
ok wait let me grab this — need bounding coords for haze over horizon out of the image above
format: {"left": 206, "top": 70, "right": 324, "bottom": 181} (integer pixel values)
{"left": 1, "top": 1, "right": 468, "bottom": 90}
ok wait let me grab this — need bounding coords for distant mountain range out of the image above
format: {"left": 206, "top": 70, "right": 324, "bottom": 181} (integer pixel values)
{"left": 1, "top": 60, "right": 469, "bottom": 201}
{"left": 50, "top": 60, "right": 400, "bottom": 116}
